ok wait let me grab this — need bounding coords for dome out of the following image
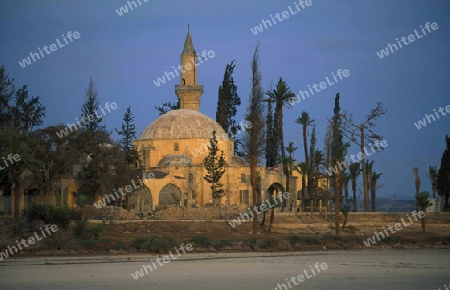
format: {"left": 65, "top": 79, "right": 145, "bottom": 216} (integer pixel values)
{"left": 158, "top": 154, "right": 193, "bottom": 167}
{"left": 140, "top": 109, "right": 228, "bottom": 140}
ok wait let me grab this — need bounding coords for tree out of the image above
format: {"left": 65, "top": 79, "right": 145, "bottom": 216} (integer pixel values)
{"left": 370, "top": 171, "right": 382, "bottom": 212}
{"left": 265, "top": 101, "right": 278, "bottom": 167}
{"left": 155, "top": 101, "right": 180, "bottom": 115}
{"left": 349, "top": 162, "right": 362, "bottom": 212}
{"left": 81, "top": 78, "right": 105, "bottom": 134}
{"left": 437, "top": 135, "right": 450, "bottom": 211}
{"left": 264, "top": 78, "right": 295, "bottom": 210}
{"left": 0, "top": 63, "right": 15, "bottom": 127}
{"left": 216, "top": 60, "right": 242, "bottom": 156}
{"left": 415, "top": 191, "right": 431, "bottom": 233}
{"left": 295, "top": 111, "right": 315, "bottom": 204}
{"left": 365, "top": 160, "right": 375, "bottom": 212}
{"left": 296, "top": 162, "right": 309, "bottom": 212}
{"left": 203, "top": 130, "right": 227, "bottom": 210}
{"left": 342, "top": 172, "right": 350, "bottom": 206}
{"left": 243, "top": 44, "right": 265, "bottom": 235}
{"left": 342, "top": 102, "right": 387, "bottom": 212}
{"left": 412, "top": 167, "right": 420, "bottom": 194}
{"left": 116, "top": 106, "right": 140, "bottom": 167}
{"left": 426, "top": 165, "right": 438, "bottom": 199}
{"left": 330, "top": 93, "right": 349, "bottom": 236}
{"left": 0, "top": 75, "right": 46, "bottom": 234}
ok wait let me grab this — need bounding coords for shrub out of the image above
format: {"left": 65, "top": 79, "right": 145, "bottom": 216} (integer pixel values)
{"left": 73, "top": 219, "right": 89, "bottom": 238}
{"left": 287, "top": 235, "right": 302, "bottom": 245}
{"left": 214, "top": 239, "right": 233, "bottom": 249}
{"left": 25, "top": 204, "right": 82, "bottom": 229}
{"left": 261, "top": 237, "right": 278, "bottom": 249}
{"left": 191, "top": 235, "right": 212, "bottom": 248}
{"left": 247, "top": 237, "right": 258, "bottom": 246}
{"left": 132, "top": 237, "right": 148, "bottom": 250}
{"left": 111, "top": 240, "right": 128, "bottom": 250}
{"left": 79, "top": 240, "right": 97, "bottom": 250}
{"left": 42, "top": 237, "right": 77, "bottom": 250}
{"left": 299, "top": 236, "right": 320, "bottom": 245}
{"left": 141, "top": 234, "right": 177, "bottom": 253}
{"left": 384, "top": 236, "right": 407, "bottom": 244}
{"left": 87, "top": 224, "right": 104, "bottom": 240}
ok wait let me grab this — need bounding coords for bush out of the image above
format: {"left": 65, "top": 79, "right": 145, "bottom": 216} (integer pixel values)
{"left": 287, "top": 235, "right": 302, "bottom": 245}
{"left": 247, "top": 237, "right": 258, "bottom": 246}
{"left": 214, "top": 239, "right": 233, "bottom": 249}
{"left": 79, "top": 240, "right": 97, "bottom": 250}
{"left": 73, "top": 219, "right": 89, "bottom": 238}
{"left": 140, "top": 234, "right": 178, "bottom": 253}
{"left": 25, "top": 204, "right": 82, "bottom": 229}
{"left": 261, "top": 237, "right": 278, "bottom": 249}
{"left": 384, "top": 236, "right": 407, "bottom": 244}
{"left": 111, "top": 240, "right": 128, "bottom": 250}
{"left": 299, "top": 236, "right": 320, "bottom": 245}
{"left": 42, "top": 237, "right": 77, "bottom": 250}
{"left": 132, "top": 237, "right": 148, "bottom": 250}
{"left": 191, "top": 236, "right": 212, "bottom": 248}
{"left": 87, "top": 224, "right": 104, "bottom": 240}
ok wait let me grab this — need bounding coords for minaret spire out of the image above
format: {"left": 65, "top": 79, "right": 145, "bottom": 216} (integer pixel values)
{"left": 175, "top": 28, "right": 204, "bottom": 111}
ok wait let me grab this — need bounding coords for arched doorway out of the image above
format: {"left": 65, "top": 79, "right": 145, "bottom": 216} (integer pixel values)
{"left": 159, "top": 184, "right": 181, "bottom": 206}
{"left": 266, "top": 183, "right": 285, "bottom": 208}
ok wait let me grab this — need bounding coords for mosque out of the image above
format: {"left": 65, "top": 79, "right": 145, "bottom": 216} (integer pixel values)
{"left": 133, "top": 30, "right": 299, "bottom": 210}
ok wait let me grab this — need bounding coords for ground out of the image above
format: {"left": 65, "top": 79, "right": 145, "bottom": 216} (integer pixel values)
{"left": 1, "top": 250, "right": 448, "bottom": 289}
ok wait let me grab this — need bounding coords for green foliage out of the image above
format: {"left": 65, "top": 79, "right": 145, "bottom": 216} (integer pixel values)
{"left": 141, "top": 234, "right": 178, "bottom": 253}
{"left": 299, "top": 236, "right": 320, "bottom": 245}
{"left": 383, "top": 236, "right": 407, "bottom": 244}
{"left": 116, "top": 106, "right": 140, "bottom": 167}
{"left": 203, "top": 130, "right": 227, "bottom": 203}
{"left": 261, "top": 237, "right": 278, "bottom": 249}
{"left": 78, "top": 239, "right": 97, "bottom": 250}
{"left": 247, "top": 237, "right": 258, "bottom": 246}
{"left": 216, "top": 60, "right": 242, "bottom": 156}
{"left": 26, "top": 204, "right": 82, "bottom": 229}
{"left": 416, "top": 191, "right": 431, "bottom": 210}
{"left": 155, "top": 101, "right": 180, "bottom": 115}
{"left": 437, "top": 135, "right": 450, "bottom": 210}
{"left": 191, "top": 235, "right": 212, "bottom": 248}
{"left": 132, "top": 237, "right": 148, "bottom": 250}
{"left": 73, "top": 218, "right": 89, "bottom": 238}
{"left": 287, "top": 235, "right": 302, "bottom": 245}
{"left": 87, "top": 224, "right": 104, "bottom": 240}
{"left": 214, "top": 239, "right": 233, "bottom": 249}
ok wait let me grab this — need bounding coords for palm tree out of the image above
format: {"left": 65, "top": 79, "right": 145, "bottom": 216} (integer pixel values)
{"left": 370, "top": 172, "right": 383, "bottom": 212}
{"left": 349, "top": 163, "right": 362, "bottom": 212}
{"left": 295, "top": 112, "right": 315, "bottom": 201}
{"left": 427, "top": 165, "right": 438, "bottom": 199}
{"left": 264, "top": 78, "right": 295, "bottom": 210}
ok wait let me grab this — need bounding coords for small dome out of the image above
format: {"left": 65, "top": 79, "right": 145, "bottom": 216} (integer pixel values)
{"left": 158, "top": 154, "right": 193, "bottom": 167}
{"left": 230, "top": 156, "right": 248, "bottom": 167}
{"left": 140, "top": 109, "right": 228, "bottom": 140}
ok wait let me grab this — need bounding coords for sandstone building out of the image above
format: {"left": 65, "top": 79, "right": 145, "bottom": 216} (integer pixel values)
{"left": 133, "top": 30, "right": 297, "bottom": 210}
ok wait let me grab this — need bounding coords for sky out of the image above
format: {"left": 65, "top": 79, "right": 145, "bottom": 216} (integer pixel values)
{"left": 0, "top": 0, "right": 449, "bottom": 200}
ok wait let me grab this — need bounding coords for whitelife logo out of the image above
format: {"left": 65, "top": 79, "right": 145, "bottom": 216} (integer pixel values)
{"left": 131, "top": 243, "right": 193, "bottom": 280}
{"left": 0, "top": 224, "right": 58, "bottom": 261}
{"left": 250, "top": 0, "right": 313, "bottom": 35}
{"left": 376, "top": 22, "right": 439, "bottom": 59}
{"left": 18, "top": 31, "right": 81, "bottom": 68}
{"left": 363, "top": 210, "right": 425, "bottom": 247}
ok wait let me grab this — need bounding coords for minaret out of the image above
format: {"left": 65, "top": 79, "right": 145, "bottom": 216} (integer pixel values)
{"left": 175, "top": 27, "right": 204, "bottom": 111}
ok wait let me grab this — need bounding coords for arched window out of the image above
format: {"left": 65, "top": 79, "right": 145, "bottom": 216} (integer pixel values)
{"left": 174, "top": 142, "right": 179, "bottom": 151}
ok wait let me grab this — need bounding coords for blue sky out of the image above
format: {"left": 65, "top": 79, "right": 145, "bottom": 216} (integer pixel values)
{"left": 1, "top": 0, "right": 449, "bottom": 200}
